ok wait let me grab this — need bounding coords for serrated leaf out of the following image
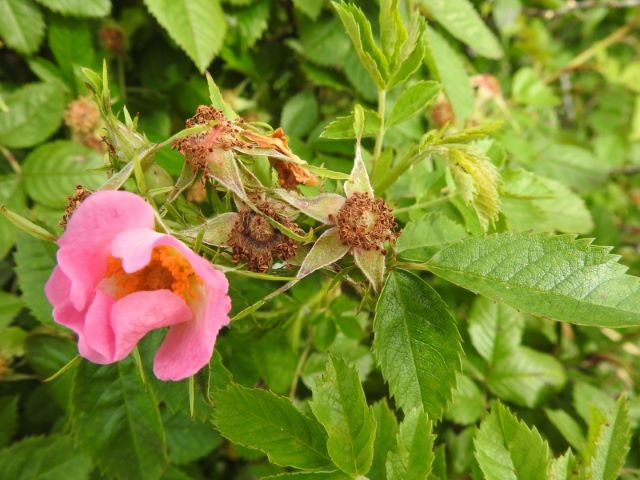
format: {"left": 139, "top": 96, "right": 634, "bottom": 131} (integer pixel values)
{"left": 396, "top": 212, "right": 468, "bottom": 262}
{"left": 321, "top": 107, "right": 380, "bottom": 139}
{"left": 387, "top": 81, "right": 439, "bottom": 127}
{"left": 573, "top": 382, "right": 615, "bottom": 424}
{"left": 447, "top": 147, "right": 500, "bottom": 231}
{"left": 0, "top": 0, "right": 45, "bottom": 54}
{"left": 583, "top": 394, "right": 631, "bottom": 480}
{"left": 0, "top": 174, "right": 25, "bottom": 258}
{"left": 446, "top": 373, "right": 485, "bottom": 425}
{"left": 281, "top": 91, "right": 319, "bottom": 139}
{"left": 48, "top": 16, "right": 96, "bottom": 80}
{"left": 501, "top": 169, "right": 593, "bottom": 234}
{"left": 468, "top": 297, "right": 565, "bottom": 407}
{"left": 232, "top": 0, "right": 270, "bottom": 49}
{"left": 310, "top": 356, "right": 376, "bottom": 476}
{"left": 22, "top": 141, "right": 105, "bottom": 208}
{"left": 416, "top": 0, "right": 503, "bottom": 59}
{"left": 373, "top": 270, "right": 461, "bottom": 419}
{"left": 386, "top": 408, "right": 434, "bottom": 480}
{"left": 424, "top": 26, "right": 474, "bottom": 125}
{"left": 387, "top": 16, "right": 426, "bottom": 89}
{"left": 35, "top": 0, "right": 110, "bottom": 17}
{"left": 212, "top": 383, "right": 333, "bottom": 470}
{"left": 549, "top": 450, "right": 576, "bottom": 480}
{"left": 162, "top": 410, "right": 221, "bottom": 465}
{"left": 0, "top": 83, "right": 65, "bottom": 148}
{"left": 14, "top": 235, "right": 57, "bottom": 325}
{"left": 0, "top": 396, "right": 18, "bottom": 447}
{"left": 332, "top": 1, "right": 388, "bottom": 88}
{"left": 0, "top": 292, "right": 22, "bottom": 329}
{"left": 144, "top": 0, "right": 226, "bottom": 72}
{"left": 299, "top": 16, "right": 350, "bottom": 67}
{"left": 474, "top": 402, "right": 550, "bottom": 480}
{"left": 370, "top": 400, "right": 398, "bottom": 480}
{"left": 0, "top": 435, "right": 91, "bottom": 479}
{"left": 427, "top": 232, "right": 640, "bottom": 327}
{"left": 71, "top": 360, "right": 168, "bottom": 480}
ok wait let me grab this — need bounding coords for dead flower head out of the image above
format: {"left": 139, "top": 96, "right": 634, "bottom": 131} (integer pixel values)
{"left": 60, "top": 185, "right": 92, "bottom": 228}
{"left": 227, "top": 202, "right": 300, "bottom": 273}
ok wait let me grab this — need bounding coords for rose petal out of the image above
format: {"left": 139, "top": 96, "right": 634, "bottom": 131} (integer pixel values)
{"left": 110, "top": 290, "right": 193, "bottom": 361}
{"left": 83, "top": 290, "right": 116, "bottom": 362}
{"left": 153, "top": 283, "right": 231, "bottom": 381}
{"left": 56, "top": 191, "right": 155, "bottom": 311}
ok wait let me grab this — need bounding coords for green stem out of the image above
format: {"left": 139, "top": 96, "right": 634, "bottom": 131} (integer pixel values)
{"left": 373, "top": 89, "right": 386, "bottom": 163}
{"left": 393, "top": 194, "right": 454, "bottom": 214}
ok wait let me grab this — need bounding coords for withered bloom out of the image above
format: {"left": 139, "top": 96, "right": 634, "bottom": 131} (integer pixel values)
{"left": 60, "top": 185, "right": 92, "bottom": 229}
{"left": 64, "top": 97, "right": 104, "bottom": 151}
{"left": 277, "top": 141, "right": 398, "bottom": 291}
{"left": 228, "top": 202, "right": 299, "bottom": 272}
{"left": 100, "top": 26, "right": 126, "bottom": 56}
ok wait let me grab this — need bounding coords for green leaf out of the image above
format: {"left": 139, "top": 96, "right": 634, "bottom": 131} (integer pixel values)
{"left": 373, "top": 270, "right": 461, "bottom": 419}
{"left": 0, "top": 83, "right": 65, "bottom": 148}
{"left": 549, "top": 450, "right": 576, "bottom": 480}
{"left": 416, "top": 0, "right": 503, "bottom": 59}
{"left": 14, "top": 235, "right": 57, "bottom": 325}
{"left": 71, "top": 360, "right": 168, "bottom": 480}
{"left": 310, "top": 356, "right": 376, "bottom": 476}
{"left": 48, "top": 16, "right": 96, "bottom": 80}
{"left": 299, "top": 17, "right": 350, "bottom": 68}
{"left": 0, "top": 396, "right": 18, "bottom": 447}
{"left": 500, "top": 169, "right": 593, "bottom": 234}
{"left": 387, "top": 81, "right": 439, "bottom": 128}
{"left": 321, "top": 107, "right": 381, "bottom": 139}
{"left": 474, "top": 402, "right": 551, "bottom": 480}
{"left": 386, "top": 408, "right": 434, "bottom": 480}
{"left": 370, "top": 400, "right": 398, "bottom": 480}
{"left": 583, "top": 394, "right": 631, "bottom": 480}
{"left": 0, "top": 292, "right": 22, "bottom": 329}
{"left": 206, "top": 72, "right": 238, "bottom": 120}
{"left": 332, "top": 1, "right": 388, "bottom": 88}
{"left": 0, "top": 0, "right": 45, "bottom": 54}
{"left": 162, "top": 409, "right": 221, "bottom": 465}
{"left": 212, "top": 383, "right": 333, "bottom": 470}
{"left": 573, "top": 382, "right": 615, "bottom": 424}
{"left": 25, "top": 333, "right": 77, "bottom": 408}
{"left": 447, "top": 147, "right": 500, "bottom": 232}
{"left": 281, "top": 91, "right": 319, "bottom": 139}
{"left": 0, "top": 174, "right": 25, "bottom": 259}
{"left": 379, "top": 0, "right": 407, "bottom": 64}
{"left": 424, "top": 26, "right": 474, "bottom": 125}
{"left": 35, "top": 0, "right": 110, "bottom": 17}
{"left": 233, "top": 0, "right": 270, "bottom": 49}
{"left": 22, "top": 141, "right": 105, "bottom": 208}
{"left": 387, "top": 16, "right": 426, "bottom": 90}
{"left": 143, "top": 0, "right": 226, "bottom": 72}
{"left": 0, "top": 435, "right": 92, "bottom": 480}
{"left": 468, "top": 297, "right": 565, "bottom": 407}
{"left": 427, "top": 232, "right": 640, "bottom": 327}
{"left": 446, "top": 373, "right": 485, "bottom": 425}
{"left": 293, "top": 0, "right": 324, "bottom": 20}
{"left": 396, "top": 212, "right": 468, "bottom": 262}
{"left": 544, "top": 409, "right": 586, "bottom": 453}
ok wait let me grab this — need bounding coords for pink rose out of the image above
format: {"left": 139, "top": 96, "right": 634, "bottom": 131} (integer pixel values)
{"left": 45, "top": 190, "right": 231, "bottom": 381}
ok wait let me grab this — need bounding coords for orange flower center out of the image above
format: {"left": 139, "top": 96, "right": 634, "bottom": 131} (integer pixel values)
{"left": 105, "top": 246, "right": 202, "bottom": 301}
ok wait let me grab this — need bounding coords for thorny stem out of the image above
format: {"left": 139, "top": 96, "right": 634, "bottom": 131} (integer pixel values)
{"left": 373, "top": 89, "right": 386, "bottom": 164}
{"left": 545, "top": 13, "right": 640, "bottom": 83}
{"left": 0, "top": 145, "right": 21, "bottom": 174}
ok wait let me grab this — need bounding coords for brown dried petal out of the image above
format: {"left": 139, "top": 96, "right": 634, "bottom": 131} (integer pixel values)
{"left": 60, "top": 185, "right": 92, "bottom": 228}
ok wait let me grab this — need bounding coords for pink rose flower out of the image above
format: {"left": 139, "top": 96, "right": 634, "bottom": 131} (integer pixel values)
{"left": 45, "top": 190, "right": 231, "bottom": 381}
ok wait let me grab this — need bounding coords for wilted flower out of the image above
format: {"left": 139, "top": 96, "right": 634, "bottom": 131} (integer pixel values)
{"left": 278, "top": 143, "right": 397, "bottom": 291}
{"left": 45, "top": 191, "right": 231, "bottom": 381}
{"left": 64, "top": 96, "right": 104, "bottom": 151}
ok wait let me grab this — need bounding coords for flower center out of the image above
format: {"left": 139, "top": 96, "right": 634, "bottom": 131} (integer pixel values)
{"left": 105, "top": 246, "right": 202, "bottom": 301}
{"left": 333, "top": 192, "right": 398, "bottom": 253}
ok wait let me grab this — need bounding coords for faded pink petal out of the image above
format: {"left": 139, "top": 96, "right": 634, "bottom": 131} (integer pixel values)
{"left": 56, "top": 190, "right": 155, "bottom": 311}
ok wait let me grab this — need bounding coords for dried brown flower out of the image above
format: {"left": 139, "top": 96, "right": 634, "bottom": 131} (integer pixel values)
{"left": 173, "top": 106, "right": 242, "bottom": 174}
{"left": 332, "top": 192, "right": 398, "bottom": 253}
{"left": 430, "top": 94, "right": 455, "bottom": 128}
{"left": 228, "top": 202, "right": 300, "bottom": 272}
{"left": 60, "top": 185, "right": 92, "bottom": 228}
{"left": 64, "top": 97, "right": 105, "bottom": 151}
{"left": 100, "top": 26, "right": 126, "bottom": 56}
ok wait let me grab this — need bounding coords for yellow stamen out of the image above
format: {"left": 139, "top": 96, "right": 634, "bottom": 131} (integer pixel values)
{"left": 105, "top": 246, "right": 202, "bottom": 300}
